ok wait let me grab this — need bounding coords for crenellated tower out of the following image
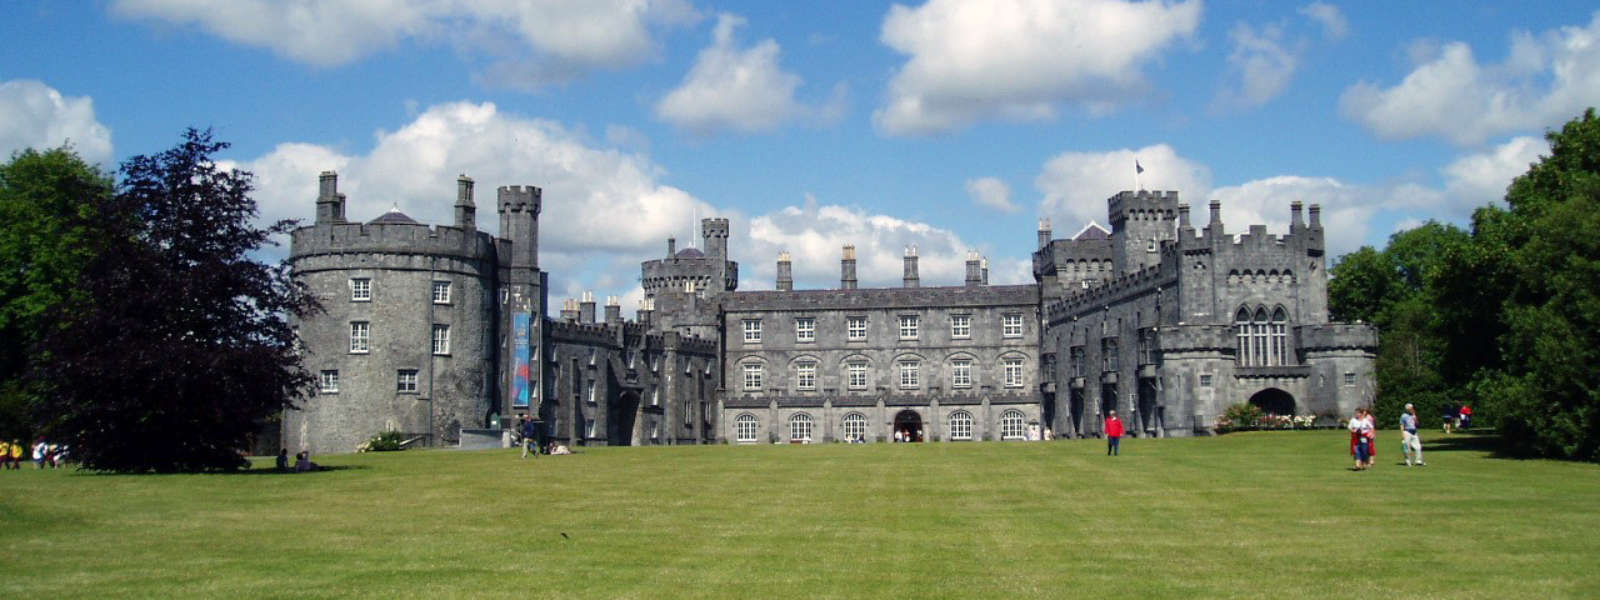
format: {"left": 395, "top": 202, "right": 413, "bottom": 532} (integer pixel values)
{"left": 1109, "top": 190, "right": 1178, "bottom": 275}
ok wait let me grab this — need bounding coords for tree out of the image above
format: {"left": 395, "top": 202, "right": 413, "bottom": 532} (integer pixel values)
{"left": 1437, "top": 109, "right": 1600, "bottom": 461}
{"left": 29, "top": 129, "right": 318, "bottom": 472}
{"left": 0, "top": 147, "right": 116, "bottom": 443}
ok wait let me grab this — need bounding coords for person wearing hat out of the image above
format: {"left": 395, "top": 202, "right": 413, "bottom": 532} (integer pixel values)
{"left": 1400, "top": 403, "right": 1425, "bottom": 466}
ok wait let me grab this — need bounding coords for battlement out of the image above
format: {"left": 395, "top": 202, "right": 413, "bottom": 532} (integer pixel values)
{"left": 1045, "top": 262, "right": 1177, "bottom": 323}
{"left": 1108, "top": 190, "right": 1179, "bottom": 221}
{"left": 702, "top": 217, "right": 730, "bottom": 238}
{"left": 1298, "top": 323, "right": 1379, "bottom": 351}
{"left": 497, "top": 185, "right": 542, "bottom": 214}
{"left": 290, "top": 220, "right": 497, "bottom": 262}
{"left": 547, "top": 318, "right": 614, "bottom": 345}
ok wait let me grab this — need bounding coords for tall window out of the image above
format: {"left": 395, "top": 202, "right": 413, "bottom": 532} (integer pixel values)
{"left": 789, "top": 413, "right": 814, "bottom": 441}
{"left": 949, "top": 410, "right": 974, "bottom": 441}
{"left": 950, "top": 315, "right": 971, "bottom": 339}
{"left": 431, "top": 324, "right": 450, "bottom": 355}
{"left": 1000, "top": 409, "right": 1025, "bottom": 440}
{"left": 1137, "top": 328, "right": 1156, "bottom": 365}
{"left": 1236, "top": 306, "right": 1289, "bottom": 367}
{"left": 1069, "top": 346, "right": 1085, "bottom": 378}
{"left": 951, "top": 359, "right": 972, "bottom": 388}
{"left": 1101, "top": 338, "right": 1119, "bottom": 372}
{"left": 586, "top": 380, "right": 596, "bottom": 404}
{"left": 350, "top": 278, "right": 371, "bottom": 301}
{"left": 847, "top": 316, "right": 867, "bottom": 340}
{"left": 432, "top": 281, "right": 451, "bottom": 304}
{"left": 743, "top": 364, "right": 763, "bottom": 391}
{"left": 349, "top": 322, "right": 370, "bottom": 354}
{"left": 1003, "top": 358, "right": 1024, "bottom": 388}
{"left": 397, "top": 369, "right": 419, "bottom": 393}
{"left": 736, "top": 414, "right": 759, "bottom": 443}
{"left": 843, "top": 413, "right": 867, "bottom": 441}
{"left": 847, "top": 362, "right": 867, "bottom": 390}
{"left": 584, "top": 419, "right": 597, "bottom": 438}
{"left": 899, "top": 360, "right": 920, "bottom": 388}
{"left": 796, "top": 362, "right": 817, "bottom": 391}
{"left": 899, "top": 315, "right": 919, "bottom": 340}
{"left": 1003, "top": 314, "right": 1024, "bottom": 337}
{"left": 795, "top": 318, "right": 815, "bottom": 343}
{"left": 319, "top": 370, "right": 339, "bottom": 393}
{"left": 743, "top": 319, "right": 762, "bottom": 343}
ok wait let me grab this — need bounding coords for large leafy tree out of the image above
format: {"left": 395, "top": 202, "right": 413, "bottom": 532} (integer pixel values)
{"left": 30, "top": 129, "right": 318, "bottom": 472}
{"left": 1446, "top": 109, "right": 1600, "bottom": 461}
{"left": 0, "top": 147, "right": 117, "bottom": 443}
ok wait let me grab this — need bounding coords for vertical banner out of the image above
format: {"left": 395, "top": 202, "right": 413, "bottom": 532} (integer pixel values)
{"left": 512, "top": 312, "right": 531, "bottom": 408}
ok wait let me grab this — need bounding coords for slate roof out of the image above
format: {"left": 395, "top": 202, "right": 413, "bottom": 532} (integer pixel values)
{"left": 369, "top": 206, "right": 419, "bottom": 225}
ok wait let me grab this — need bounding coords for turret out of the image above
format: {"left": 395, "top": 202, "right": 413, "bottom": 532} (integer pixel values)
{"left": 903, "top": 246, "right": 920, "bottom": 288}
{"left": 841, "top": 245, "right": 858, "bottom": 290}
{"left": 703, "top": 218, "right": 729, "bottom": 262}
{"left": 498, "top": 186, "right": 543, "bottom": 270}
{"left": 315, "top": 171, "right": 346, "bottom": 224}
{"left": 965, "top": 251, "right": 982, "bottom": 287}
{"left": 776, "top": 251, "right": 793, "bottom": 292}
{"left": 1178, "top": 203, "right": 1192, "bottom": 231}
{"left": 455, "top": 174, "right": 476, "bottom": 230}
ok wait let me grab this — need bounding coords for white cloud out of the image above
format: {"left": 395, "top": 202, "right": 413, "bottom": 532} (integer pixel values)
{"left": 0, "top": 80, "right": 114, "bottom": 166}
{"left": 1036, "top": 144, "right": 1212, "bottom": 228}
{"left": 1299, "top": 2, "right": 1348, "bottom": 40}
{"left": 741, "top": 194, "right": 1028, "bottom": 289}
{"left": 1212, "top": 21, "right": 1302, "bottom": 112}
{"left": 1442, "top": 135, "right": 1547, "bottom": 209}
{"left": 966, "top": 177, "right": 1019, "bottom": 213}
{"left": 228, "top": 101, "right": 716, "bottom": 303}
{"left": 111, "top": 0, "right": 699, "bottom": 88}
{"left": 873, "top": 0, "right": 1201, "bottom": 136}
{"left": 1340, "top": 12, "right": 1600, "bottom": 145}
{"left": 655, "top": 13, "right": 838, "bottom": 135}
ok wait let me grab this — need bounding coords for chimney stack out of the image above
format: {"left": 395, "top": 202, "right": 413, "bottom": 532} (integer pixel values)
{"left": 841, "top": 245, "right": 858, "bottom": 290}
{"left": 579, "top": 291, "right": 596, "bottom": 323}
{"left": 667, "top": 236, "right": 677, "bottom": 257}
{"left": 776, "top": 251, "right": 793, "bottom": 292}
{"left": 965, "top": 251, "right": 981, "bottom": 287}
{"left": 1206, "top": 200, "right": 1224, "bottom": 237}
{"left": 605, "top": 296, "right": 622, "bottom": 325}
{"left": 903, "top": 246, "right": 920, "bottom": 288}
{"left": 561, "top": 299, "right": 579, "bottom": 323}
{"left": 1038, "top": 218, "right": 1053, "bottom": 249}
{"left": 1177, "top": 203, "right": 1191, "bottom": 230}
{"left": 1308, "top": 204, "right": 1322, "bottom": 229}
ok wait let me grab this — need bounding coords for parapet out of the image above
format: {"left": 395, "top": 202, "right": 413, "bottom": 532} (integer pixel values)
{"left": 498, "top": 185, "right": 542, "bottom": 215}
{"left": 290, "top": 220, "right": 498, "bottom": 263}
{"left": 1298, "top": 323, "right": 1379, "bottom": 351}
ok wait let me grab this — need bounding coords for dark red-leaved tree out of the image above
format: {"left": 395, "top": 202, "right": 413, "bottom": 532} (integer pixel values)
{"left": 31, "top": 128, "right": 319, "bottom": 472}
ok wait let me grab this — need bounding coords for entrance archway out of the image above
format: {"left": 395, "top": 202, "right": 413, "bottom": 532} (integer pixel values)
{"left": 611, "top": 391, "right": 642, "bottom": 445}
{"left": 893, "top": 410, "right": 924, "bottom": 442}
{"left": 1248, "top": 388, "right": 1295, "bottom": 416}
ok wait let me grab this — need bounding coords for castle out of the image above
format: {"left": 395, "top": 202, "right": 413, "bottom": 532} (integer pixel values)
{"left": 284, "top": 173, "right": 1376, "bottom": 453}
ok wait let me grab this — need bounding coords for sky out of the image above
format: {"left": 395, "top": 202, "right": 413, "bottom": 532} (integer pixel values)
{"left": 3, "top": 1, "right": 1597, "bottom": 315}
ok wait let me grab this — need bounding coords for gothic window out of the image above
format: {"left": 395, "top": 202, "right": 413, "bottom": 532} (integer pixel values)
{"left": 1069, "top": 346, "right": 1085, "bottom": 378}
{"left": 1271, "top": 307, "right": 1288, "bottom": 366}
{"left": 1101, "top": 338, "right": 1119, "bottom": 372}
{"left": 949, "top": 410, "right": 974, "bottom": 441}
{"left": 1237, "top": 306, "right": 1290, "bottom": 366}
{"left": 736, "top": 414, "right": 760, "bottom": 443}
{"left": 1000, "top": 409, "right": 1025, "bottom": 440}
{"left": 1253, "top": 307, "right": 1270, "bottom": 366}
{"left": 789, "top": 413, "right": 814, "bottom": 442}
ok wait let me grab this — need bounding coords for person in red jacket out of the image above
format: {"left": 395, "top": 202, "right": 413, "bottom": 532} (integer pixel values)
{"left": 1105, "top": 410, "right": 1125, "bottom": 456}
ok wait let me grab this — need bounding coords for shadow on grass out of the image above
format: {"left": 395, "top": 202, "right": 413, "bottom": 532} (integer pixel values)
{"left": 73, "top": 464, "right": 370, "bottom": 477}
{"left": 1422, "top": 432, "right": 1535, "bottom": 460}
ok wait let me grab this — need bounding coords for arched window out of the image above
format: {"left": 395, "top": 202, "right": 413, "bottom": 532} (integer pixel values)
{"left": 1000, "top": 409, "right": 1026, "bottom": 440}
{"left": 949, "top": 410, "right": 974, "bottom": 441}
{"left": 789, "top": 413, "right": 813, "bottom": 442}
{"left": 735, "top": 414, "right": 759, "bottom": 443}
{"left": 1271, "top": 307, "right": 1289, "bottom": 366}
{"left": 842, "top": 413, "right": 867, "bottom": 441}
{"left": 1235, "top": 307, "right": 1253, "bottom": 365}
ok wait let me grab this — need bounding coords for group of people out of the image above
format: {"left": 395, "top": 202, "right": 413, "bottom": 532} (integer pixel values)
{"left": 515, "top": 414, "right": 571, "bottom": 457}
{"left": 275, "top": 449, "right": 322, "bottom": 472}
{"left": 1441, "top": 404, "right": 1473, "bottom": 434}
{"left": 1350, "top": 403, "right": 1429, "bottom": 470}
{"left": 0, "top": 438, "right": 66, "bottom": 469}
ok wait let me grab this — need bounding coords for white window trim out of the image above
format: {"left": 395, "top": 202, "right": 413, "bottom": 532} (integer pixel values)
{"left": 319, "top": 370, "right": 339, "bottom": 393}
{"left": 349, "top": 322, "right": 370, "bottom": 354}
{"left": 432, "top": 324, "right": 450, "bottom": 356}
{"left": 432, "top": 280, "right": 452, "bottom": 304}
{"left": 951, "top": 315, "right": 971, "bottom": 339}
{"left": 350, "top": 278, "right": 371, "bottom": 302}
{"left": 952, "top": 360, "right": 972, "bottom": 388}
{"left": 847, "top": 317, "right": 867, "bottom": 341}
{"left": 899, "top": 315, "right": 919, "bottom": 340}
{"left": 847, "top": 362, "right": 867, "bottom": 390}
{"left": 795, "top": 318, "right": 816, "bottom": 343}
{"left": 397, "top": 369, "right": 419, "bottom": 394}
{"left": 743, "top": 319, "right": 762, "bottom": 343}
{"left": 1003, "top": 314, "right": 1024, "bottom": 338}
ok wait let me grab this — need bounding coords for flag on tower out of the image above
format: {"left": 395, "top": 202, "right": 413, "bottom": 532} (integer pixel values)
{"left": 1136, "top": 160, "right": 1145, "bottom": 174}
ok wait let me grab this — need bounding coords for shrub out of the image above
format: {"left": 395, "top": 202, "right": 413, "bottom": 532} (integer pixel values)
{"left": 358, "top": 430, "right": 405, "bottom": 452}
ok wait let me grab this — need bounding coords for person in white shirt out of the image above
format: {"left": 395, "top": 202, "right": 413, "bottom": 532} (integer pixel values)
{"left": 1400, "top": 403, "right": 1425, "bottom": 466}
{"left": 1349, "top": 408, "right": 1373, "bottom": 471}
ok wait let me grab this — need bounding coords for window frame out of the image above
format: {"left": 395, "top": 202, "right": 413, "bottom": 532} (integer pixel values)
{"left": 349, "top": 322, "right": 370, "bottom": 354}
{"left": 1002, "top": 314, "right": 1024, "bottom": 338}
{"left": 397, "top": 369, "right": 419, "bottom": 394}
{"left": 743, "top": 363, "right": 764, "bottom": 391}
{"left": 898, "top": 315, "right": 920, "bottom": 340}
{"left": 735, "top": 414, "right": 760, "bottom": 443}
{"left": 319, "top": 370, "right": 339, "bottom": 393}
{"left": 1000, "top": 409, "right": 1025, "bottom": 440}
{"left": 842, "top": 413, "right": 867, "bottom": 441}
{"left": 742, "top": 319, "right": 762, "bottom": 343}
{"left": 789, "top": 413, "right": 814, "bottom": 442}
{"left": 431, "top": 324, "right": 450, "bottom": 356}
{"left": 795, "top": 317, "right": 816, "bottom": 343}
{"left": 950, "top": 314, "right": 971, "bottom": 339}
{"left": 350, "top": 278, "right": 371, "bottom": 302}
{"left": 431, "top": 280, "right": 452, "bottom": 304}
{"left": 898, "top": 360, "right": 920, "bottom": 389}
{"left": 951, "top": 359, "right": 972, "bottom": 388}
{"left": 1003, "top": 358, "right": 1025, "bottom": 388}
{"left": 795, "top": 361, "right": 817, "bottom": 391}
{"left": 847, "top": 316, "right": 867, "bottom": 341}
{"left": 847, "top": 361, "right": 867, "bottom": 390}
{"left": 949, "top": 410, "right": 974, "bottom": 441}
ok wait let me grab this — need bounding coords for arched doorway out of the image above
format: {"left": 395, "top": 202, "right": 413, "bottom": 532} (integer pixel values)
{"left": 1249, "top": 388, "right": 1295, "bottom": 416}
{"left": 893, "top": 410, "right": 923, "bottom": 442}
{"left": 611, "top": 390, "right": 642, "bottom": 445}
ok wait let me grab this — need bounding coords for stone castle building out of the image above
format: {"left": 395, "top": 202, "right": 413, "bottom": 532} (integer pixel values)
{"left": 285, "top": 173, "right": 1375, "bottom": 452}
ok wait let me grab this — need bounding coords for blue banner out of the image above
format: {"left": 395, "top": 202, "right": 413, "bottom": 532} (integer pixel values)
{"left": 512, "top": 312, "right": 531, "bottom": 408}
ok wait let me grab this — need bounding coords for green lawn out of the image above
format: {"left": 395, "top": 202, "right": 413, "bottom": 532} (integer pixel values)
{"left": 2, "top": 431, "right": 1596, "bottom": 599}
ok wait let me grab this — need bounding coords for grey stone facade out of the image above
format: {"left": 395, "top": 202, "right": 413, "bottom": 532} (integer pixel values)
{"left": 287, "top": 171, "right": 1374, "bottom": 452}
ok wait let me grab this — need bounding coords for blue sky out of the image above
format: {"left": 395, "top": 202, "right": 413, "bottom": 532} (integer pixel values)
{"left": 3, "top": 1, "right": 1597, "bottom": 314}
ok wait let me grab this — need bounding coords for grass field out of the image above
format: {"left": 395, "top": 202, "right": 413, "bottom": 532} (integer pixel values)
{"left": 2, "top": 431, "right": 1597, "bottom": 599}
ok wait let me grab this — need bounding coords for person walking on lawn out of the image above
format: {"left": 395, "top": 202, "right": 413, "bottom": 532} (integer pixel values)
{"left": 1401, "top": 403, "right": 1425, "bottom": 466}
{"left": 1105, "top": 410, "right": 1125, "bottom": 456}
